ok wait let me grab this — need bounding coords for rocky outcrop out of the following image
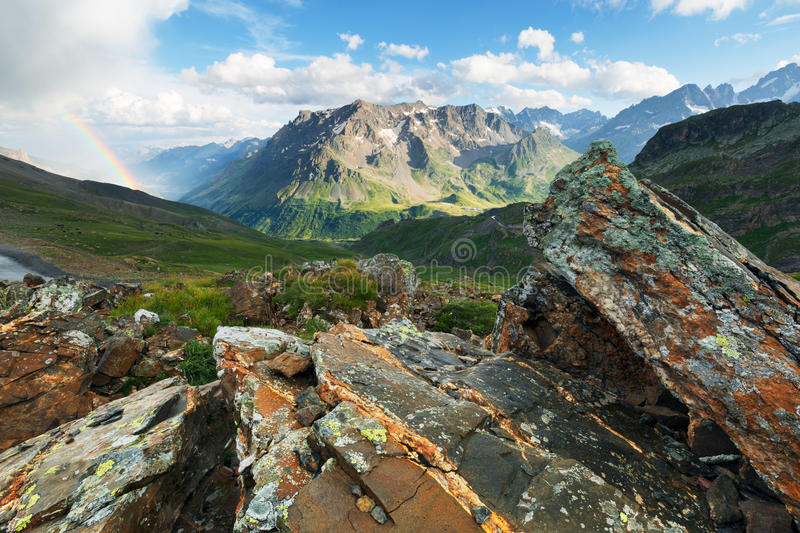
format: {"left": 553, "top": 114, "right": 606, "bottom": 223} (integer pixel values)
{"left": 0, "top": 377, "right": 234, "bottom": 532}
{"left": 210, "top": 320, "right": 743, "bottom": 531}
{"left": 501, "top": 140, "right": 800, "bottom": 522}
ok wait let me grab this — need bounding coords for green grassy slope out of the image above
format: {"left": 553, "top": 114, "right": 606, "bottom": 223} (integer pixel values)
{"left": 351, "top": 203, "right": 535, "bottom": 281}
{"left": 630, "top": 101, "right": 800, "bottom": 273}
{"left": 0, "top": 155, "right": 351, "bottom": 278}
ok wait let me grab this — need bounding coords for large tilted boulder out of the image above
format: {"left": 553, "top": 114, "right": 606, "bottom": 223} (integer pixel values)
{"left": 0, "top": 377, "right": 235, "bottom": 532}
{"left": 501, "top": 140, "right": 800, "bottom": 521}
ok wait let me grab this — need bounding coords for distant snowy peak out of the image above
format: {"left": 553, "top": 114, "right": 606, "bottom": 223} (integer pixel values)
{"left": 738, "top": 63, "right": 800, "bottom": 104}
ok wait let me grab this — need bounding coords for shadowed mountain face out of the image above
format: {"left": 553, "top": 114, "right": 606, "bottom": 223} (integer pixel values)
{"left": 630, "top": 101, "right": 800, "bottom": 272}
{"left": 182, "top": 100, "right": 578, "bottom": 240}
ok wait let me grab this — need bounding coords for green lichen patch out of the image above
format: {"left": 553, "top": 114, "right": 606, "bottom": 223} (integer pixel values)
{"left": 95, "top": 459, "right": 115, "bottom": 477}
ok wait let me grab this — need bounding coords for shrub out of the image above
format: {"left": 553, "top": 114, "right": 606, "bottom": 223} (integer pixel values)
{"left": 181, "top": 340, "right": 217, "bottom": 386}
{"left": 300, "top": 318, "right": 329, "bottom": 340}
{"left": 433, "top": 300, "right": 498, "bottom": 336}
{"left": 276, "top": 265, "right": 378, "bottom": 320}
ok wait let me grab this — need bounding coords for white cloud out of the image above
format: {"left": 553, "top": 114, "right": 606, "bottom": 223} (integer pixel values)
{"left": 777, "top": 54, "right": 800, "bottom": 68}
{"left": 714, "top": 32, "right": 761, "bottom": 46}
{"left": 91, "top": 89, "right": 236, "bottom": 126}
{"left": 591, "top": 60, "right": 681, "bottom": 98}
{"left": 0, "top": 0, "right": 189, "bottom": 104}
{"left": 651, "top": 0, "right": 747, "bottom": 19}
{"left": 496, "top": 85, "right": 592, "bottom": 110}
{"left": 571, "top": 31, "right": 585, "bottom": 43}
{"left": 378, "top": 42, "right": 429, "bottom": 60}
{"left": 767, "top": 12, "right": 800, "bottom": 24}
{"left": 451, "top": 52, "right": 591, "bottom": 88}
{"left": 338, "top": 32, "right": 364, "bottom": 50}
{"left": 184, "top": 52, "right": 455, "bottom": 106}
{"left": 517, "top": 27, "right": 556, "bottom": 60}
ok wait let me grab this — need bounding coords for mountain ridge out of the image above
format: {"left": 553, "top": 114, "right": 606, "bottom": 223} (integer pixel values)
{"left": 183, "top": 100, "right": 578, "bottom": 240}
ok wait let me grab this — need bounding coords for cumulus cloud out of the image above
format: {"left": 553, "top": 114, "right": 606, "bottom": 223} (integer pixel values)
{"left": 91, "top": 89, "right": 236, "bottom": 127}
{"left": 767, "top": 12, "right": 800, "bottom": 24}
{"left": 517, "top": 27, "right": 555, "bottom": 60}
{"left": 571, "top": 31, "right": 585, "bottom": 43}
{"left": 591, "top": 60, "right": 681, "bottom": 98}
{"left": 183, "top": 52, "right": 454, "bottom": 105}
{"left": 495, "top": 85, "right": 592, "bottom": 110}
{"left": 777, "top": 54, "right": 800, "bottom": 68}
{"left": 451, "top": 52, "right": 591, "bottom": 88}
{"left": 338, "top": 32, "right": 364, "bottom": 50}
{"left": 378, "top": 42, "right": 429, "bottom": 60}
{"left": 714, "top": 32, "right": 761, "bottom": 46}
{"left": 651, "top": 0, "right": 747, "bottom": 19}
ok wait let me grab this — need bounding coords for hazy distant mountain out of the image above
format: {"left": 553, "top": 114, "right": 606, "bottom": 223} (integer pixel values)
{"left": 183, "top": 100, "right": 578, "bottom": 240}
{"left": 497, "top": 63, "right": 800, "bottom": 162}
{"left": 489, "top": 106, "right": 608, "bottom": 140}
{"left": 131, "top": 138, "right": 268, "bottom": 200}
{"left": 738, "top": 63, "right": 800, "bottom": 104}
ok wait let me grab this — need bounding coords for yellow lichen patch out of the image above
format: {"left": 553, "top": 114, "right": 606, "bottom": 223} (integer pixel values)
{"left": 14, "top": 514, "right": 32, "bottom": 532}
{"left": 23, "top": 494, "right": 39, "bottom": 510}
{"left": 95, "top": 459, "right": 114, "bottom": 477}
{"left": 715, "top": 334, "right": 741, "bottom": 359}
{"left": 620, "top": 511, "right": 628, "bottom": 523}
{"left": 360, "top": 428, "right": 387, "bottom": 444}
{"left": 22, "top": 484, "right": 36, "bottom": 497}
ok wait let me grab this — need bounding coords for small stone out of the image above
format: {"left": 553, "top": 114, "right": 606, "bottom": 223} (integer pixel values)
{"left": 134, "top": 309, "right": 160, "bottom": 327}
{"left": 294, "top": 448, "right": 322, "bottom": 474}
{"left": 23, "top": 273, "right": 45, "bottom": 288}
{"left": 266, "top": 351, "right": 311, "bottom": 378}
{"left": 698, "top": 477, "right": 713, "bottom": 490}
{"left": 356, "top": 495, "right": 375, "bottom": 513}
{"left": 706, "top": 475, "right": 742, "bottom": 525}
{"left": 350, "top": 485, "right": 364, "bottom": 498}
{"left": 294, "top": 405, "right": 326, "bottom": 427}
{"left": 371, "top": 505, "right": 388, "bottom": 525}
{"left": 471, "top": 506, "right": 491, "bottom": 524}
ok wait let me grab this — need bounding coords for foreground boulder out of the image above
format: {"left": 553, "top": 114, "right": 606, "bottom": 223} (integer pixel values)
{"left": 214, "top": 321, "right": 726, "bottom": 531}
{"left": 0, "top": 311, "right": 103, "bottom": 451}
{"left": 503, "top": 140, "right": 800, "bottom": 521}
{"left": 0, "top": 377, "right": 235, "bottom": 532}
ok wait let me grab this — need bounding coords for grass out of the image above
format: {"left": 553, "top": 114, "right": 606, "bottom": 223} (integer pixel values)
{"left": 181, "top": 341, "right": 217, "bottom": 386}
{"left": 299, "top": 318, "right": 330, "bottom": 340}
{"left": 432, "top": 300, "right": 498, "bottom": 336}
{"left": 111, "top": 278, "right": 236, "bottom": 337}
{"left": 792, "top": 273, "right": 800, "bottom": 281}
{"left": 0, "top": 161, "right": 353, "bottom": 278}
{"left": 275, "top": 260, "right": 378, "bottom": 320}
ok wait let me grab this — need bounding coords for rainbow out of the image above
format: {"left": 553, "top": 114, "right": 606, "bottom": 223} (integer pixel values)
{"left": 63, "top": 111, "right": 141, "bottom": 190}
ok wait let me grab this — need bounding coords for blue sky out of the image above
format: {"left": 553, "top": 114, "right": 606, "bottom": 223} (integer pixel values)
{"left": 0, "top": 0, "right": 797, "bottom": 186}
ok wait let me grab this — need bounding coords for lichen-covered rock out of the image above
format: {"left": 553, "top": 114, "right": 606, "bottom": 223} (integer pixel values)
{"left": 228, "top": 279, "right": 280, "bottom": 326}
{"left": 0, "top": 311, "right": 103, "bottom": 451}
{"left": 0, "top": 377, "right": 234, "bottom": 532}
{"left": 312, "top": 320, "right": 715, "bottom": 531}
{"left": 517, "top": 140, "right": 800, "bottom": 520}
{"left": 97, "top": 335, "right": 145, "bottom": 378}
{"left": 357, "top": 253, "right": 418, "bottom": 301}
{"left": 213, "top": 327, "right": 317, "bottom": 532}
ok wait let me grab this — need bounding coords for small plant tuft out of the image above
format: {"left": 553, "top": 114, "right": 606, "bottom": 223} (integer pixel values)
{"left": 181, "top": 341, "right": 217, "bottom": 386}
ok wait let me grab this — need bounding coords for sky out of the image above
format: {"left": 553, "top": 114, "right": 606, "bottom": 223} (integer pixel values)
{"left": 0, "top": 0, "right": 798, "bottom": 188}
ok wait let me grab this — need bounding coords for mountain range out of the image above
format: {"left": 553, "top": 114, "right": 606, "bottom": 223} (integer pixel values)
{"left": 630, "top": 100, "right": 800, "bottom": 273}
{"left": 183, "top": 100, "right": 578, "bottom": 240}
{"left": 131, "top": 137, "right": 268, "bottom": 200}
{"left": 494, "top": 62, "right": 800, "bottom": 162}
